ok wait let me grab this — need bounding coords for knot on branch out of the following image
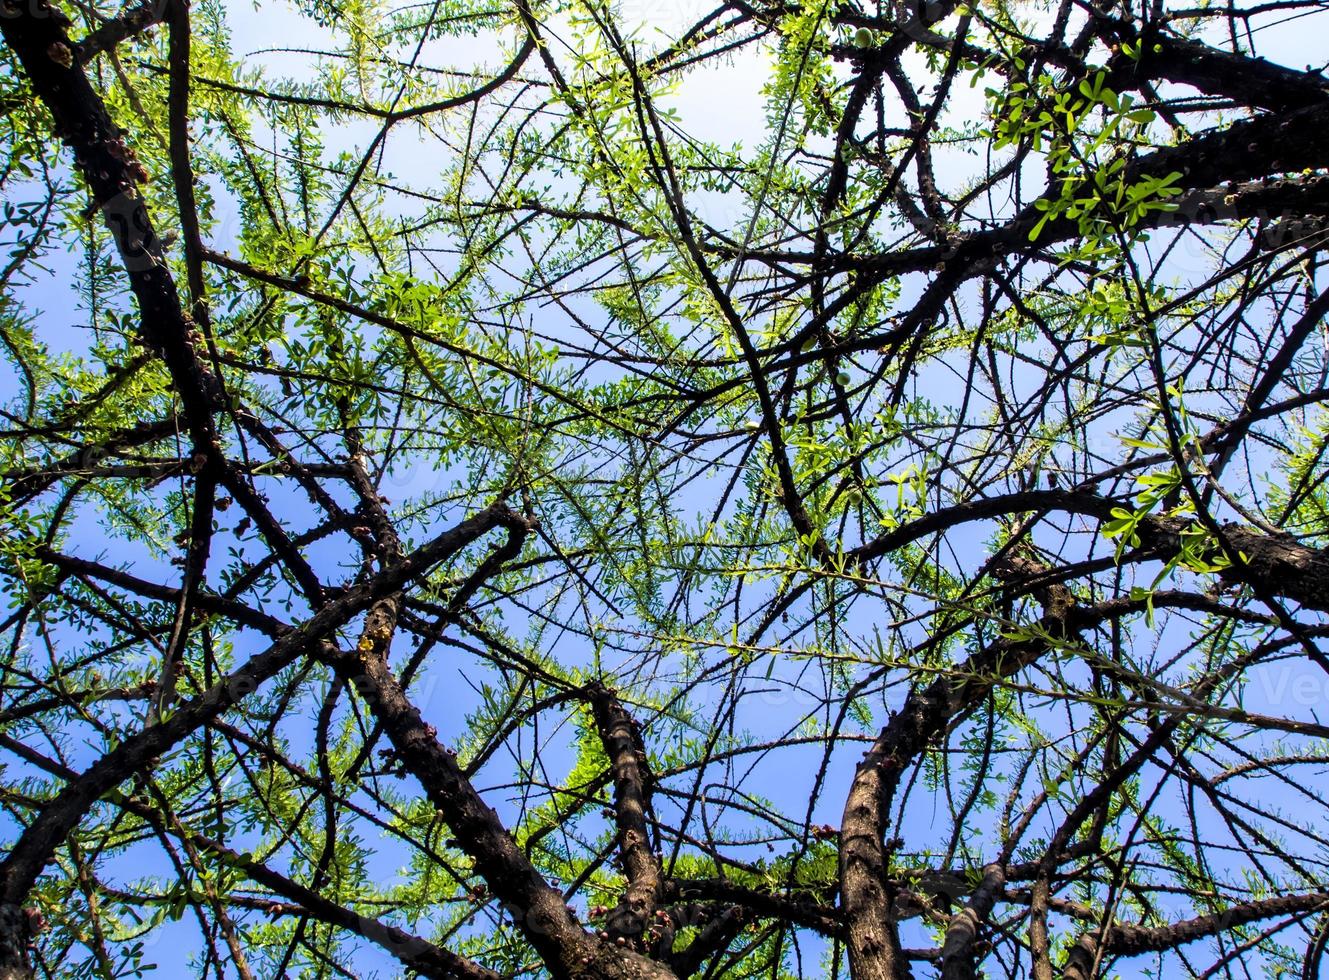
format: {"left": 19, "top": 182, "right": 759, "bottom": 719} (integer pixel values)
{"left": 992, "top": 554, "right": 1076, "bottom": 622}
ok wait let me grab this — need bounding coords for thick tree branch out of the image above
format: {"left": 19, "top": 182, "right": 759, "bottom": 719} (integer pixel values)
{"left": 0, "top": 731, "right": 498, "bottom": 980}
{"left": 587, "top": 684, "right": 667, "bottom": 948}
{"left": 0, "top": 502, "right": 517, "bottom": 977}
{"left": 325, "top": 623, "right": 680, "bottom": 979}
{"left": 74, "top": 1, "right": 169, "bottom": 65}
{"left": 728, "top": 101, "right": 1329, "bottom": 278}
{"left": 1064, "top": 893, "right": 1329, "bottom": 980}
{"left": 938, "top": 864, "right": 1004, "bottom": 980}
{"left": 852, "top": 487, "right": 1329, "bottom": 613}
{"left": 839, "top": 557, "right": 1080, "bottom": 980}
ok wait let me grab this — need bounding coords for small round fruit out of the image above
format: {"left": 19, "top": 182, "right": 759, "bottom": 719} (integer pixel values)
{"left": 853, "top": 27, "right": 874, "bottom": 48}
{"left": 835, "top": 370, "right": 851, "bottom": 385}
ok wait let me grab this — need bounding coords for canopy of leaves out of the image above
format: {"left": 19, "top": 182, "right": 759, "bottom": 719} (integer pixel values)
{"left": 2, "top": 0, "right": 1329, "bottom": 977}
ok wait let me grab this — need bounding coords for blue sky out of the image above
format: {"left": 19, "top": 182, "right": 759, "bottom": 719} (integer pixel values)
{"left": 4, "top": 0, "right": 1329, "bottom": 976}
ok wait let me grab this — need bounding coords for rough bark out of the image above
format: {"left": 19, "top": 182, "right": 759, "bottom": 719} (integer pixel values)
{"left": 0, "top": 503, "right": 516, "bottom": 940}
{"left": 0, "top": 905, "right": 30, "bottom": 980}
{"left": 329, "top": 639, "right": 679, "bottom": 980}
{"left": 587, "top": 684, "right": 667, "bottom": 948}
{"left": 839, "top": 558, "right": 1079, "bottom": 980}
{"left": 939, "top": 864, "right": 1005, "bottom": 980}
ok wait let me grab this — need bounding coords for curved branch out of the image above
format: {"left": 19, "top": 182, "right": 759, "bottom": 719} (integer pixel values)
{"left": 587, "top": 684, "right": 667, "bottom": 948}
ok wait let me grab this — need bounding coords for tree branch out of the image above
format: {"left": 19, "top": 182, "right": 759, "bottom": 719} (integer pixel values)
{"left": 586, "top": 684, "right": 666, "bottom": 948}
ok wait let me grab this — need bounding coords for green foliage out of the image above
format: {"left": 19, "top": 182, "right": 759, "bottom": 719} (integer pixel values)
{"left": 1, "top": 0, "right": 1325, "bottom": 976}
